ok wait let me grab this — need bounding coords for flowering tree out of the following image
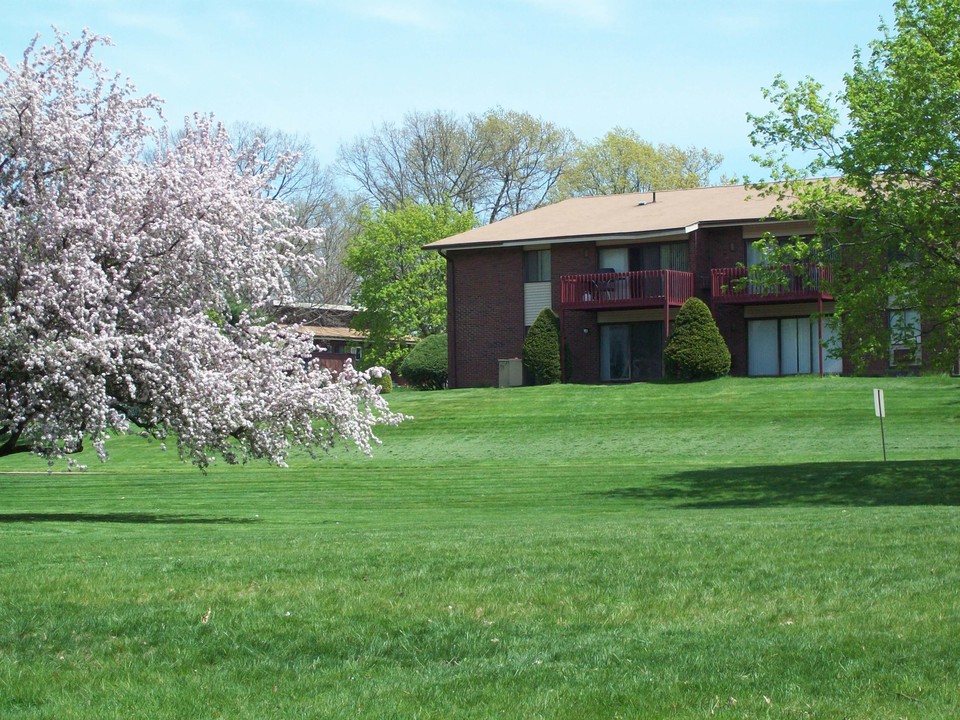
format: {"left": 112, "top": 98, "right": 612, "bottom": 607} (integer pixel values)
{"left": 0, "top": 30, "right": 403, "bottom": 467}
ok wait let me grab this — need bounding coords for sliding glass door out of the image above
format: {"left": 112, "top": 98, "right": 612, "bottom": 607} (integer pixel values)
{"left": 600, "top": 322, "right": 663, "bottom": 381}
{"left": 748, "top": 317, "right": 841, "bottom": 376}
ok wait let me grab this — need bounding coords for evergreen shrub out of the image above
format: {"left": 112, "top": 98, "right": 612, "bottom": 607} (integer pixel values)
{"left": 664, "top": 297, "right": 731, "bottom": 381}
{"left": 373, "top": 370, "right": 393, "bottom": 394}
{"left": 399, "top": 334, "right": 447, "bottom": 390}
{"left": 523, "top": 308, "right": 561, "bottom": 384}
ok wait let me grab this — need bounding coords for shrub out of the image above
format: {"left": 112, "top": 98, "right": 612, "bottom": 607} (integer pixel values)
{"left": 664, "top": 297, "right": 731, "bottom": 381}
{"left": 399, "top": 334, "right": 447, "bottom": 390}
{"left": 372, "top": 369, "right": 392, "bottom": 394}
{"left": 523, "top": 308, "right": 561, "bottom": 384}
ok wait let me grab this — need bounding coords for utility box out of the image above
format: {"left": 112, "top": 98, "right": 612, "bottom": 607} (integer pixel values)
{"left": 498, "top": 358, "right": 523, "bottom": 388}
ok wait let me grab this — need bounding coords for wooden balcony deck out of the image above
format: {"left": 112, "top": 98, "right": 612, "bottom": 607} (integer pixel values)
{"left": 559, "top": 270, "right": 695, "bottom": 311}
{"left": 711, "top": 265, "right": 833, "bottom": 304}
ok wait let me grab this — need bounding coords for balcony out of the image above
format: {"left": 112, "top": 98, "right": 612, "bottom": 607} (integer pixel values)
{"left": 559, "top": 270, "right": 695, "bottom": 311}
{"left": 711, "top": 264, "right": 834, "bottom": 305}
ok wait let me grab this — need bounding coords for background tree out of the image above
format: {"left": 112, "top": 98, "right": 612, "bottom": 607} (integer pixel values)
{"left": 231, "top": 123, "right": 358, "bottom": 308}
{"left": 344, "top": 202, "right": 475, "bottom": 369}
{"left": 474, "top": 108, "right": 575, "bottom": 223}
{"left": 304, "top": 188, "right": 362, "bottom": 307}
{"left": 337, "top": 110, "right": 488, "bottom": 214}
{"left": 0, "top": 31, "right": 402, "bottom": 465}
{"left": 748, "top": 0, "right": 960, "bottom": 370}
{"left": 337, "top": 108, "right": 575, "bottom": 223}
{"left": 553, "top": 127, "right": 723, "bottom": 198}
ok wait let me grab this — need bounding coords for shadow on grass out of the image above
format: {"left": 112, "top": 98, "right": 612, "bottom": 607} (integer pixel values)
{"left": 0, "top": 512, "right": 260, "bottom": 524}
{"left": 599, "top": 459, "right": 960, "bottom": 508}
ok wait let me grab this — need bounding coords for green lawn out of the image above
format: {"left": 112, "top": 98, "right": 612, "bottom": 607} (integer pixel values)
{"left": 1, "top": 376, "right": 958, "bottom": 718}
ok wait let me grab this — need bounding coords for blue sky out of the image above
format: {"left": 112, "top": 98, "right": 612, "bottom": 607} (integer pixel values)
{"left": 3, "top": 0, "right": 893, "bottom": 182}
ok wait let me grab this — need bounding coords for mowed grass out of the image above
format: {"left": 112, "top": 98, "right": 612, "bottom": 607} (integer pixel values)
{"left": 1, "top": 375, "right": 959, "bottom": 719}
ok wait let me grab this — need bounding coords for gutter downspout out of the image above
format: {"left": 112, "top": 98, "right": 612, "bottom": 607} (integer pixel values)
{"left": 442, "top": 249, "right": 457, "bottom": 388}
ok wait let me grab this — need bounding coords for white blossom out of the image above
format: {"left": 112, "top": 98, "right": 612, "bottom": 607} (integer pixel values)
{"left": 0, "top": 30, "right": 404, "bottom": 467}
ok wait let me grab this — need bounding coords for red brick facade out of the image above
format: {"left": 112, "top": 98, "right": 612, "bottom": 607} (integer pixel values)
{"left": 446, "top": 248, "right": 525, "bottom": 388}
{"left": 431, "top": 185, "right": 952, "bottom": 387}
{"left": 442, "top": 221, "right": 849, "bottom": 387}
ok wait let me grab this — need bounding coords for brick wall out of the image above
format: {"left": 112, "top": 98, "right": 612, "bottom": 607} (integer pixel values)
{"left": 443, "top": 224, "right": 867, "bottom": 384}
{"left": 446, "top": 248, "right": 525, "bottom": 387}
{"left": 693, "top": 227, "right": 748, "bottom": 375}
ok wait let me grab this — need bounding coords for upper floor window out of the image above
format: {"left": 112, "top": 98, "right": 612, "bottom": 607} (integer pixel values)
{"left": 524, "top": 249, "right": 551, "bottom": 283}
{"left": 746, "top": 235, "right": 833, "bottom": 266}
{"left": 598, "top": 243, "right": 688, "bottom": 273}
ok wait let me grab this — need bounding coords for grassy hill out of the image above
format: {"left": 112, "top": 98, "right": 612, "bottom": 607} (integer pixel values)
{"left": 1, "top": 376, "right": 958, "bottom": 718}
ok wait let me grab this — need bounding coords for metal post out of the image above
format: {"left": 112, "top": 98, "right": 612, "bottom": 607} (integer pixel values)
{"left": 879, "top": 413, "right": 887, "bottom": 462}
{"left": 874, "top": 388, "right": 887, "bottom": 461}
{"left": 818, "top": 295, "right": 824, "bottom": 377}
{"left": 664, "top": 272, "right": 671, "bottom": 337}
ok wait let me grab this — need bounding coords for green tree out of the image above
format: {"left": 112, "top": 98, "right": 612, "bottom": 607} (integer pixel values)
{"left": 747, "top": 0, "right": 960, "bottom": 370}
{"left": 522, "top": 308, "right": 561, "bottom": 384}
{"left": 663, "top": 298, "right": 731, "bottom": 381}
{"left": 344, "top": 202, "right": 475, "bottom": 369}
{"left": 553, "top": 127, "right": 723, "bottom": 198}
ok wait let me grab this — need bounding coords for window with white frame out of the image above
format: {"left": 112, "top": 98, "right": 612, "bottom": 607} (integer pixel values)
{"left": 523, "top": 249, "right": 552, "bottom": 327}
{"left": 523, "top": 249, "right": 551, "bottom": 283}
{"left": 889, "top": 309, "right": 921, "bottom": 366}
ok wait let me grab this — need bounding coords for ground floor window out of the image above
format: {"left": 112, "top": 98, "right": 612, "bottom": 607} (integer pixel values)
{"left": 889, "top": 309, "right": 921, "bottom": 366}
{"left": 747, "top": 316, "right": 841, "bottom": 376}
{"left": 600, "top": 322, "right": 663, "bottom": 381}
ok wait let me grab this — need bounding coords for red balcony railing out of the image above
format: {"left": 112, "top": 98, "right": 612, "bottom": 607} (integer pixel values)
{"left": 711, "top": 264, "right": 833, "bottom": 304}
{"left": 560, "top": 270, "right": 695, "bottom": 311}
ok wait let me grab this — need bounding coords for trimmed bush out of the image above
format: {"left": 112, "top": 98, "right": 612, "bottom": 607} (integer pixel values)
{"left": 664, "top": 297, "right": 731, "bottom": 381}
{"left": 399, "top": 334, "right": 447, "bottom": 390}
{"left": 523, "top": 308, "right": 561, "bottom": 384}
{"left": 373, "top": 369, "right": 393, "bottom": 394}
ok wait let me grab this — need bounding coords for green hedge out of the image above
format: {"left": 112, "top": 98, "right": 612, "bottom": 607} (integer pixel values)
{"left": 398, "top": 334, "right": 447, "bottom": 390}
{"left": 664, "top": 297, "right": 731, "bottom": 381}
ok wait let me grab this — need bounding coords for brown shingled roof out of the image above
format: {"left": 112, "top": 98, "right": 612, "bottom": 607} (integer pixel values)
{"left": 425, "top": 184, "right": 796, "bottom": 250}
{"left": 292, "top": 325, "right": 367, "bottom": 342}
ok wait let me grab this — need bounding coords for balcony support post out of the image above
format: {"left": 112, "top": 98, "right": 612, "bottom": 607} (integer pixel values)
{"left": 818, "top": 295, "right": 824, "bottom": 377}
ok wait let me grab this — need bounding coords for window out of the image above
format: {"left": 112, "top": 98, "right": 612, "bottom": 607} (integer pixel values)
{"left": 746, "top": 235, "right": 834, "bottom": 268}
{"left": 599, "top": 243, "right": 688, "bottom": 273}
{"left": 524, "top": 249, "right": 551, "bottom": 283}
{"left": 600, "top": 322, "right": 664, "bottom": 381}
{"left": 658, "top": 243, "right": 689, "bottom": 272}
{"left": 889, "top": 309, "right": 921, "bottom": 366}
{"left": 598, "top": 247, "right": 628, "bottom": 273}
{"left": 747, "top": 317, "right": 842, "bottom": 376}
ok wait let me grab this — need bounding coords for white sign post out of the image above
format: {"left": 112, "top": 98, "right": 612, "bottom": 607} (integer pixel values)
{"left": 873, "top": 388, "right": 887, "bottom": 461}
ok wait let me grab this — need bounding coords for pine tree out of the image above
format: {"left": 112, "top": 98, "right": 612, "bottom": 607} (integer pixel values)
{"left": 522, "top": 308, "right": 561, "bottom": 384}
